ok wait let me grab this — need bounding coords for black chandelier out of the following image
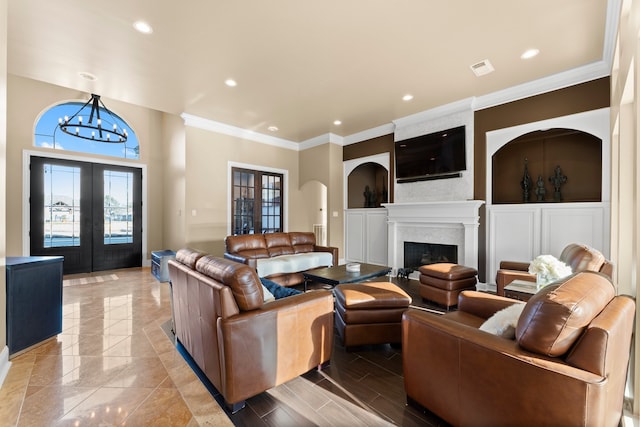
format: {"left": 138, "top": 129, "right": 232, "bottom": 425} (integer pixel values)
{"left": 58, "top": 93, "right": 128, "bottom": 143}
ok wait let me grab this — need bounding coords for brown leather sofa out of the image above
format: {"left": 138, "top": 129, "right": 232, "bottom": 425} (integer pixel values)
{"left": 168, "top": 248, "right": 334, "bottom": 413}
{"left": 495, "top": 243, "right": 613, "bottom": 296}
{"left": 224, "top": 231, "right": 338, "bottom": 287}
{"left": 402, "top": 271, "right": 635, "bottom": 427}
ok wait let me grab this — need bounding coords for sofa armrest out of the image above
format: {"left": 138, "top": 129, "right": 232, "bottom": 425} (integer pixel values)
{"left": 313, "top": 245, "right": 338, "bottom": 265}
{"left": 223, "top": 252, "right": 257, "bottom": 269}
{"left": 457, "top": 290, "right": 523, "bottom": 319}
{"left": 499, "top": 260, "right": 530, "bottom": 270}
{"left": 495, "top": 269, "right": 535, "bottom": 296}
{"left": 218, "top": 290, "right": 334, "bottom": 405}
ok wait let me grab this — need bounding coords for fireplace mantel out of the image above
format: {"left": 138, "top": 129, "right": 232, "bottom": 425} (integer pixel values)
{"left": 383, "top": 200, "right": 485, "bottom": 273}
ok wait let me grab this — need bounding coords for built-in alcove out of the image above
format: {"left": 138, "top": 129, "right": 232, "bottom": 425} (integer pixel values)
{"left": 347, "top": 162, "right": 389, "bottom": 208}
{"left": 492, "top": 128, "right": 602, "bottom": 204}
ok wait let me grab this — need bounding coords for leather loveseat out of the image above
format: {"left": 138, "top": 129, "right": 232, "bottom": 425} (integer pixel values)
{"left": 224, "top": 231, "right": 338, "bottom": 287}
{"left": 495, "top": 243, "right": 613, "bottom": 296}
{"left": 402, "top": 271, "right": 635, "bottom": 427}
{"left": 168, "top": 248, "right": 334, "bottom": 412}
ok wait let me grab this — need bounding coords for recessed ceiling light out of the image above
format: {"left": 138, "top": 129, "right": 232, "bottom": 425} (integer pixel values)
{"left": 333, "top": 120, "right": 342, "bottom": 126}
{"left": 402, "top": 94, "right": 414, "bottom": 102}
{"left": 78, "top": 71, "right": 97, "bottom": 81}
{"left": 267, "top": 126, "right": 279, "bottom": 132}
{"left": 225, "top": 79, "right": 238, "bottom": 87}
{"left": 133, "top": 20, "right": 153, "bottom": 34}
{"left": 521, "top": 49, "right": 540, "bottom": 60}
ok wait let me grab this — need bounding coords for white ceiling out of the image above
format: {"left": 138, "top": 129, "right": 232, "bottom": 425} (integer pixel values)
{"left": 7, "top": 0, "right": 617, "bottom": 143}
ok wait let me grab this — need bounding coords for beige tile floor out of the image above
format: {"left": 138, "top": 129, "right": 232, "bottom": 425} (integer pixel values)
{"left": 0, "top": 267, "right": 233, "bottom": 427}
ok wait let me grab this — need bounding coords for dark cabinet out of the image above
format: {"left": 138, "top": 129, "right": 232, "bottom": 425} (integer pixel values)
{"left": 6, "top": 256, "right": 63, "bottom": 356}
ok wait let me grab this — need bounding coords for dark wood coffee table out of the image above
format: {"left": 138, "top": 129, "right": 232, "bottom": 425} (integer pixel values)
{"left": 303, "top": 263, "right": 392, "bottom": 292}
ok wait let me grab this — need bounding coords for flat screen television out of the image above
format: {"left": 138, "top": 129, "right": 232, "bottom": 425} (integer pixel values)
{"left": 394, "top": 125, "right": 466, "bottom": 182}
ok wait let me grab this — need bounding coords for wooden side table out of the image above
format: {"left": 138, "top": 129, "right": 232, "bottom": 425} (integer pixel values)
{"left": 503, "top": 279, "right": 538, "bottom": 302}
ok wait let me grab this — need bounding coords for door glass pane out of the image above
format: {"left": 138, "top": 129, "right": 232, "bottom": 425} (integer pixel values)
{"left": 233, "top": 170, "right": 255, "bottom": 234}
{"left": 104, "top": 170, "right": 134, "bottom": 244}
{"left": 261, "top": 174, "right": 281, "bottom": 233}
{"left": 43, "top": 164, "right": 81, "bottom": 247}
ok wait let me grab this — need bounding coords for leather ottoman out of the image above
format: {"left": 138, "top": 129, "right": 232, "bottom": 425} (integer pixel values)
{"left": 419, "top": 263, "right": 477, "bottom": 309}
{"left": 334, "top": 282, "right": 411, "bottom": 348}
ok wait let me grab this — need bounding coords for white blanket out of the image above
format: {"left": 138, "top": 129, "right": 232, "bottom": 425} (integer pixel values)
{"left": 256, "top": 252, "right": 333, "bottom": 278}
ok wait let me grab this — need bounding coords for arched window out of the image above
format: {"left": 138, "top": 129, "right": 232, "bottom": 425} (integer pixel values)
{"left": 34, "top": 99, "right": 140, "bottom": 160}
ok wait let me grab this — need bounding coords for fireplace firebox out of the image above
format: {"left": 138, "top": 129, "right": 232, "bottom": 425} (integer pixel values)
{"left": 403, "top": 242, "right": 457, "bottom": 271}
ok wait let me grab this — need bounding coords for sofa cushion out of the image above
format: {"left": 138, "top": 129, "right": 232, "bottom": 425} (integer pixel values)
{"left": 175, "top": 248, "right": 206, "bottom": 269}
{"left": 195, "top": 255, "right": 264, "bottom": 311}
{"left": 256, "top": 252, "right": 333, "bottom": 278}
{"left": 225, "top": 234, "right": 270, "bottom": 259}
{"left": 289, "top": 231, "right": 316, "bottom": 253}
{"left": 516, "top": 271, "right": 615, "bottom": 357}
{"left": 264, "top": 232, "right": 295, "bottom": 257}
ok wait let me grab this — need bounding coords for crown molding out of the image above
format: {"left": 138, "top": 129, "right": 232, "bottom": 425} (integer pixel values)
{"left": 180, "top": 113, "right": 299, "bottom": 151}
{"left": 473, "top": 61, "right": 611, "bottom": 111}
{"left": 299, "top": 133, "right": 344, "bottom": 150}
{"left": 603, "top": 0, "right": 622, "bottom": 66}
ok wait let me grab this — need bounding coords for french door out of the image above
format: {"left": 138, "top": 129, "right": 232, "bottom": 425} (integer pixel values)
{"left": 30, "top": 156, "right": 142, "bottom": 274}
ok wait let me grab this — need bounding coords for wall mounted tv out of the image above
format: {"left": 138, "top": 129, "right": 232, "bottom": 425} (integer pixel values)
{"left": 394, "top": 125, "right": 466, "bottom": 183}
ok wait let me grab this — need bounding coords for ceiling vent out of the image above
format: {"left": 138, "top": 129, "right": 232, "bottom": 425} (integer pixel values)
{"left": 470, "top": 59, "right": 494, "bottom": 77}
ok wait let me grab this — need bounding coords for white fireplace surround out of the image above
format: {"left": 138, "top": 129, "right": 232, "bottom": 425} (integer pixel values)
{"left": 383, "top": 201, "right": 485, "bottom": 278}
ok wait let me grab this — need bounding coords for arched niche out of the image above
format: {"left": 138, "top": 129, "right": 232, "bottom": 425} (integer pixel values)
{"left": 343, "top": 153, "right": 390, "bottom": 209}
{"left": 492, "top": 128, "right": 602, "bottom": 204}
{"left": 486, "top": 108, "right": 610, "bottom": 206}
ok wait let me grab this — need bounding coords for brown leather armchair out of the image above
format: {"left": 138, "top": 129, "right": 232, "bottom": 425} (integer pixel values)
{"left": 402, "top": 271, "right": 635, "bottom": 427}
{"left": 495, "top": 243, "right": 613, "bottom": 296}
{"left": 169, "top": 249, "right": 334, "bottom": 413}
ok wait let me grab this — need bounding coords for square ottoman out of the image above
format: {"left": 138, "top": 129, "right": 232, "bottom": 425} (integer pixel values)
{"left": 419, "top": 263, "right": 477, "bottom": 309}
{"left": 334, "top": 282, "right": 411, "bottom": 348}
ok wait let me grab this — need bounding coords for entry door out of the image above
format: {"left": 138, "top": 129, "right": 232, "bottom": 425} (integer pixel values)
{"left": 30, "top": 156, "right": 142, "bottom": 274}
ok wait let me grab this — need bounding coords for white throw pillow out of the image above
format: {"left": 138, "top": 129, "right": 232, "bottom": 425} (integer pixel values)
{"left": 479, "top": 303, "right": 526, "bottom": 339}
{"left": 262, "top": 285, "right": 275, "bottom": 303}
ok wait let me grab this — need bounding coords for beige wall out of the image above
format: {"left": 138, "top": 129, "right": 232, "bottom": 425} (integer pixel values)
{"left": 183, "top": 126, "right": 312, "bottom": 256}
{"left": 610, "top": 0, "right": 640, "bottom": 413}
{"left": 5, "top": 75, "right": 165, "bottom": 261}
{"left": 299, "top": 142, "right": 344, "bottom": 257}
{"left": 161, "top": 113, "right": 187, "bottom": 251}
{"left": 1, "top": 0, "right": 8, "bottom": 355}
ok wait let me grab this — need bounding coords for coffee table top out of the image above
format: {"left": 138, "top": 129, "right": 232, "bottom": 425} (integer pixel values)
{"left": 303, "top": 263, "right": 392, "bottom": 286}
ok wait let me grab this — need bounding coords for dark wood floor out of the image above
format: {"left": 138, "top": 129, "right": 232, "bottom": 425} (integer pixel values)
{"left": 169, "top": 277, "right": 451, "bottom": 427}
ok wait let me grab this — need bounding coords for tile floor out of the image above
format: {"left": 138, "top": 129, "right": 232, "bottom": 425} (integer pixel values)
{"left": 1, "top": 267, "right": 639, "bottom": 426}
{"left": 0, "top": 267, "right": 233, "bottom": 427}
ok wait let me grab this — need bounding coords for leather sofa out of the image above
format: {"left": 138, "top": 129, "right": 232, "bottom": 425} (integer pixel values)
{"left": 402, "top": 271, "right": 635, "bottom": 427}
{"left": 168, "top": 248, "right": 334, "bottom": 413}
{"left": 495, "top": 243, "right": 613, "bottom": 296}
{"left": 224, "top": 231, "right": 338, "bottom": 287}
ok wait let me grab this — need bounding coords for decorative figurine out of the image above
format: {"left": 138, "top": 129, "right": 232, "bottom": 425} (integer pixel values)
{"left": 535, "top": 175, "right": 546, "bottom": 202}
{"left": 363, "top": 185, "right": 377, "bottom": 208}
{"left": 520, "top": 158, "right": 532, "bottom": 202}
{"left": 549, "top": 165, "right": 567, "bottom": 202}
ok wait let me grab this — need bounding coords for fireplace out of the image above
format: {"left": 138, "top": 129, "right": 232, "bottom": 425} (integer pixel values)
{"left": 383, "top": 201, "right": 484, "bottom": 277}
{"left": 404, "top": 242, "right": 457, "bottom": 271}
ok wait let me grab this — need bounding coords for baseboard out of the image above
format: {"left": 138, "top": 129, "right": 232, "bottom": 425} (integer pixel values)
{"left": 0, "top": 346, "right": 12, "bottom": 388}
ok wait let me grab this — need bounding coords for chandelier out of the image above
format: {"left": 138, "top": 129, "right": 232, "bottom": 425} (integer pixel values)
{"left": 58, "top": 94, "right": 128, "bottom": 143}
